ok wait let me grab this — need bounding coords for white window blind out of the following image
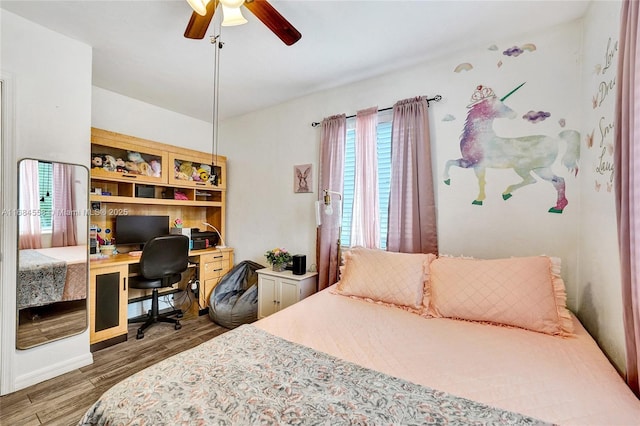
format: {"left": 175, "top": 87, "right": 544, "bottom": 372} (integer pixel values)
{"left": 38, "top": 161, "right": 53, "bottom": 230}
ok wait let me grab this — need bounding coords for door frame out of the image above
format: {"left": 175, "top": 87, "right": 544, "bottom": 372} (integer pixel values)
{"left": 1, "top": 71, "right": 18, "bottom": 395}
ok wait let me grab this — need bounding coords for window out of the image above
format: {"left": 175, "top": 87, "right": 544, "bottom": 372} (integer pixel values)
{"left": 38, "top": 161, "right": 53, "bottom": 230}
{"left": 341, "top": 111, "right": 393, "bottom": 249}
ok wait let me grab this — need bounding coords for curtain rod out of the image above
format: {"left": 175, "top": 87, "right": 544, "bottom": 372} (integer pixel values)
{"left": 310, "top": 95, "right": 442, "bottom": 127}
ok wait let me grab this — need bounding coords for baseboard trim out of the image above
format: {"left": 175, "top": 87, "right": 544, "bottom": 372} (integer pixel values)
{"left": 14, "top": 353, "right": 94, "bottom": 392}
{"left": 90, "top": 334, "right": 127, "bottom": 352}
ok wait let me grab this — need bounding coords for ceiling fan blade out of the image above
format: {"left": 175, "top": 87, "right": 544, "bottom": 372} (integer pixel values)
{"left": 184, "top": 0, "right": 219, "bottom": 40}
{"left": 244, "top": 0, "right": 302, "bottom": 46}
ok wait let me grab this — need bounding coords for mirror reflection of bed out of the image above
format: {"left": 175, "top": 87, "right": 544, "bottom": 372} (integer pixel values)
{"left": 16, "top": 159, "right": 89, "bottom": 350}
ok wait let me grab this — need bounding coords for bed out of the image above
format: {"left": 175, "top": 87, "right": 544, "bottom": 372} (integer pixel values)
{"left": 79, "top": 249, "right": 640, "bottom": 425}
{"left": 17, "top": 245, "right": 87, "bottom": 310}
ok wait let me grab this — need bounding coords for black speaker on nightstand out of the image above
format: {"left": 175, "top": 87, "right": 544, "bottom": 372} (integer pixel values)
{"left": 292, "top": 255, "right": 306, "bottom": 275}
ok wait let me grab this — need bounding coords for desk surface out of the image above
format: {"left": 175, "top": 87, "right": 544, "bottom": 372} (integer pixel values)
{"left": 90, "top": 246, "right": 233, "bottom": 268}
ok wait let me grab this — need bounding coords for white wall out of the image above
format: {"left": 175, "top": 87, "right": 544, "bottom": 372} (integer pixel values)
{"left": 92, "top": 86, "right": 212, "bottom": 152}
{"left": 223, "top": 21, "right": 584, "bottom": 283}
{"left": 577, "top": 0, "right": 625, "bottom": 372}
{"left": 0, "top": 10, "right": 93, "bottom": 394}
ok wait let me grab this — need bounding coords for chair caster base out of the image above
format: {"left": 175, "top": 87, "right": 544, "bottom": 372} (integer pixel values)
{"left": 136, "top": 330, "right": 144, "bottom": 339}
{"left": 175, "top": 322, "right": 182, "bottom": 330}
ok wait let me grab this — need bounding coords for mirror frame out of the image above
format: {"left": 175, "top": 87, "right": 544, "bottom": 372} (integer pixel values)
{"left": 15, "top": 158, "right": 90, "bottom": 349}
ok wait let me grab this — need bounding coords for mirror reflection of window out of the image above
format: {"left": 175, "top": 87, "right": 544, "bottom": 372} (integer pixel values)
{"left": 19, "top": 159, "right": 42, "bottom": 249}
{"left": 19, "top": 160, "right": 79, "bottom": 249}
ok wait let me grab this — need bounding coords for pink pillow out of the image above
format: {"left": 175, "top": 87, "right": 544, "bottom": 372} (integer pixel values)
{"left": 335, "top": 247, "right": 435, "bottom": 309}
{"left": 427, "top": 255, "right": 573, "bottom": 336}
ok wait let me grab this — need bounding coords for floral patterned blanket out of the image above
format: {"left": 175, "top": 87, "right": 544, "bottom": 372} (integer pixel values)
{"left": 79, "top": 325, "right": 550, "bottom": 425}
{"left": 18, "top": 249, "right": 67, "bottom": 309}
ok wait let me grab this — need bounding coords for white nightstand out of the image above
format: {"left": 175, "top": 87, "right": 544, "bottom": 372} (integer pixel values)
{"left": 257, "top": 268, "right": 318, "bottom": 319}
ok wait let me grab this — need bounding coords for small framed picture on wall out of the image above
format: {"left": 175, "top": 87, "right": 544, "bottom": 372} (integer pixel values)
{"left": 294, "top": 164, "right": 312, "bottom": 193}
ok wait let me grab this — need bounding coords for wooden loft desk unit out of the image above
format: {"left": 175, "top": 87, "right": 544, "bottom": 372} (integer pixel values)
{"left": 89, "top": 248, "right": 233, "bottom": 351}
{"left": 88, "top": 128, "right": 233, "bottom": 350}
{"left": 89, "top": 127, "right": 228, "bottom": 238}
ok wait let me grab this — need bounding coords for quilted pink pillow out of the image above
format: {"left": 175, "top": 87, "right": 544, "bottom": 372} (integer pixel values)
{"left": 335, "top": 247, "right": 435, "bottom": 309}
{"left": 427, "top": 255, "right": 573, "bottom": 336}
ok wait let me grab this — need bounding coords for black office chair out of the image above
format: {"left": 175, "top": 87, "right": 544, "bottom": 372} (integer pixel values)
{"left": 128, "top": 234, "right": 190, "bottom": 339}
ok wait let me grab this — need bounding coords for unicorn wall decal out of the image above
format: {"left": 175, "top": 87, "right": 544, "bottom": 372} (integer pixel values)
{"left": 444, "top": 83, "right": 580, "bottom": 213}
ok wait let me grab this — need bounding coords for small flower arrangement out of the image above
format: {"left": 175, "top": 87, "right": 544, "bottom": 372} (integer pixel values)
{"left": 265, "top": 247, "right": 292, "bottom": 270}
{"left": 174, "top": 218, "right": 183, "bottom": 228}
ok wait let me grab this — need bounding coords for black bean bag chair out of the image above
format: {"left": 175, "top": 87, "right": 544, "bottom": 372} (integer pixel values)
{"left": 208, "top": 260, "right": 265, "bottom": 329}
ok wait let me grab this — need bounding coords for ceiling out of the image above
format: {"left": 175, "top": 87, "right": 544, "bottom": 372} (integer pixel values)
{"left": 1, "top": 0, "right": 591, "bottom": 122}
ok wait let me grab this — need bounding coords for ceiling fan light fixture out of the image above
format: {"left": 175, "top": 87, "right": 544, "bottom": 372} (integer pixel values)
{"left": 221, "top": 4, "right": 248, "bottom": 26}
{"left": 186, "top": 0, "right": 210, "bottom": 16}
{"left": 219, "top": 0, "right": 244, "bottom": 8}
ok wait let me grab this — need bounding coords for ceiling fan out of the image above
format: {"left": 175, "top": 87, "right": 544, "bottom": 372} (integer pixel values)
{"left": 184, "top": 0, "right": 302, "bottom": 46}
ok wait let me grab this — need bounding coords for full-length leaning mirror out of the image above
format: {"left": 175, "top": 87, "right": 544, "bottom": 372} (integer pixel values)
{"left": 16, "top": 159, "right": 89, "bottom": 349}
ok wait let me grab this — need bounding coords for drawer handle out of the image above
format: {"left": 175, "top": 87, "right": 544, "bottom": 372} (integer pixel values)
{"left": 214, "top": 268, "right": 223, "bottom": 272}
{"left": 121, "top": 174, "right": 137, "bottom": 179}
{"left": 123, "top": 277, "right": 127, "bottom": 291}
{"left": 213, "top": 255, "right": 223, "bottom": 259}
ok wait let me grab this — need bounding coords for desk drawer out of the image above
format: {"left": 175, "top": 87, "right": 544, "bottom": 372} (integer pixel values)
{"left": 197, "top": 249, "right": 234, "bottom": 308}
{"left": 202, "top": 252, "right": 230, "bottom": 279}
{"left": 204, "top": 261, "right": 226, "bottom": 279}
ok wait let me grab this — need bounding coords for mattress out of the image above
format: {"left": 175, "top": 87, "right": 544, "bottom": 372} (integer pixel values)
{"left": 79, "top": 285, "right": 640, "bottom": 425}
{"left": 80, "top": 323, "right": 551, "bottom": 425}
{"left": 17, "top": 245, "right": 87, "bottom": 309}
{"left": 256, "top": 287, "right": 640, "bottom": 425}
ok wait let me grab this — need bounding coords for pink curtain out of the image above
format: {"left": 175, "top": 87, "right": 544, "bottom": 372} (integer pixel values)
{"left": 317, "top": 114, "right": 346, "bottom": 290}
{"left": 351, "top": 106, "right": 380, "bottom": 248}
{"left": 51, "top": 162, "right": 78, "bottom": 247}
{"left": 18, "top": 159, "right": 42, "bottom": 249}
{"left": 387, "top": 96, "right": 438, "bottom": 254}
{"left": 614, "top": 0, "right": 640, "bottom": 396}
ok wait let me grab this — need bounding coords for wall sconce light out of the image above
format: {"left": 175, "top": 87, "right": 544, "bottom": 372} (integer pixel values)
{"left": 322, "top": 189, "right": 342, "bottom": 216}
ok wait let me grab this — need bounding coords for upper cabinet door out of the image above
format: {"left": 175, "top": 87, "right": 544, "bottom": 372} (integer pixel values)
{"left": 90, "top": 139, "right": 168, "bottom": 185}
{"left": 168, "top": 152, "right": 226, "bottom": 190}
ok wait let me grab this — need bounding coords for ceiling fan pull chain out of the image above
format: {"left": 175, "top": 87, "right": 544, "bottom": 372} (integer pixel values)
{"left": 210, "top": 27, "right": 223, "bottom": 168}
{"left": 209, "top": 34, "right": 224, "bottom": 50}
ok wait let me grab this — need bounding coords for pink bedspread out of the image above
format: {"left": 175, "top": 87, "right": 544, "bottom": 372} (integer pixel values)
{"left": 256, "top": 287, "right": 640, "bottom": 425}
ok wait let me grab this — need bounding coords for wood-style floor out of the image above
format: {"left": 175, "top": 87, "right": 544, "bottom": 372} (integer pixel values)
{"left": 0, "top": 302, "right": 229, "bottom": 426}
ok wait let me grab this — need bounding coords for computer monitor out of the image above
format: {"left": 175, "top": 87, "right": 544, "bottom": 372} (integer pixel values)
{"left": 115, "top": 215, "right": 169, "bottom": 249}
